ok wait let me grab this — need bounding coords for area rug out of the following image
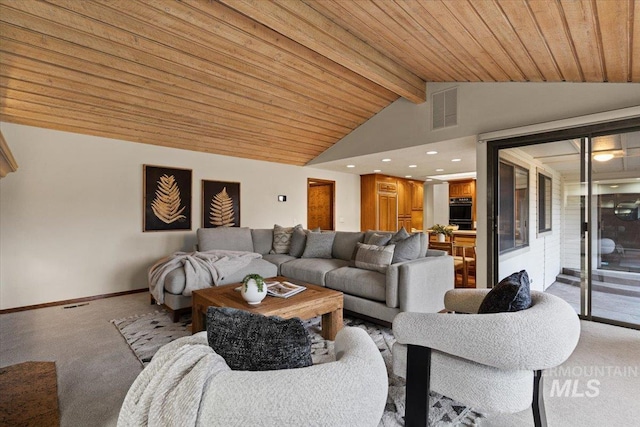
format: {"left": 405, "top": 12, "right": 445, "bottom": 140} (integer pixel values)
{"left": 112, "top": 311, "right": 483, "bottom": 426}
{"left": 111, "top": 310, "right": 191, "bottom": 365}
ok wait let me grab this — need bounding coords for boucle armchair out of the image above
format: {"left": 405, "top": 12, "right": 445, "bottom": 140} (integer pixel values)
{"left": 120, "top": 327, "right": 388, "bottom": 427}
{"left": 392, "top": 289, "right": 580, "bottom": 427}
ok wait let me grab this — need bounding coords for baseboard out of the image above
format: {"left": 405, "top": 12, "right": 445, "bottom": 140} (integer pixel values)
{"left": 0, "top": 288, "right": 148, "bottom": 314}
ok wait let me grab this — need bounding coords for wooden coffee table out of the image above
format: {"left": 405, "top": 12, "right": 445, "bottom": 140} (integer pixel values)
{"left": 191, "top": 276, "right": 344, "bottom": 340}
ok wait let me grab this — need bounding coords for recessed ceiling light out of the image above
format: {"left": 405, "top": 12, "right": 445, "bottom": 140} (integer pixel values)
{"left": 409, "top": 165, "right": 417, "bottom": 168}
{"left": 610, "top": 185, "right": 619, "bottom": 188}
{"left": 426, "top": 151, "right": 437, "bottom": 155}
{"left": 426, "top": 179, "right": 433, "bottom": 182}
{"left": 373, "top": 169, "right": 381, "bottom": 173}
{"left": 593, "top": 153, "right": 614, "bottom": 162}
{"left": 436, "top": 168, "right": 444, "bottom": 172}
{"left": 405, "top": 175, "right": 412, "bottom": 178}
{"left": 382, "top": 158, "right": 391, "bottom": 162}
{"left": 346, "top": 164, "right": 355, "bottom": 168}
{"left": 451, "top": 158, "right": 461, "bottom": 162}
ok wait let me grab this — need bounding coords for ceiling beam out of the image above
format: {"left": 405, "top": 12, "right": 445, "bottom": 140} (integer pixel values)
{"left": 218, "top": 0, "right": 426, "bottom": 103}
{"left": 0, "top": 130, "right": 18, "bottom": 178}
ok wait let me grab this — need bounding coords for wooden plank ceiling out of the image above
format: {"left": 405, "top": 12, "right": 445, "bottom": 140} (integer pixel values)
{"left": 1, "top": 0, "right": 637, "bottom": 166}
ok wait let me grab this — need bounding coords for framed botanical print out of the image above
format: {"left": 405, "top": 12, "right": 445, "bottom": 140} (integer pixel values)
{"left": 202, "top": 180, "right": 240, "bottom": 228}
{"left": 143, "top": 165, "right": 192, "bottom": 231}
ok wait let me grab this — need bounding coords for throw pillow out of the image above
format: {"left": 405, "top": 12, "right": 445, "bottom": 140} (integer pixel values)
{"left": 271, "top": 224, "right": 301, "bottom": 254}
{"left": 206, "top": 307, "right": 312, "bottom": 371}
{"left": 478, "top": 270, "right": 532, "bottom": 314}
{"left": 288, "top": 227, "right": 307, "bottom": 258}
{"left": 366, "top": 232, "right": 392, "bottom": 246}
{"left": 389, "top": 227, "right": 410, "bottom": 245}
{"left": 391, "top": 232, "right": 422, "bottom": 263}
{"left": 354, "top": 242, "right": 395, "bottom": 273}
{"left": 302, "top": 231, "right": 336, "bottom": 258}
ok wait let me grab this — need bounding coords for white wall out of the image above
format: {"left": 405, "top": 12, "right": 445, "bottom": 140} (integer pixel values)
{"left": 495, "top": 149, "right": 563, "bottom": 291}
{"left": 310, "top": 82, "right": 640, "bottom": 164}
{"left": 0, "top": 123, "right": 361, "bottom": 309}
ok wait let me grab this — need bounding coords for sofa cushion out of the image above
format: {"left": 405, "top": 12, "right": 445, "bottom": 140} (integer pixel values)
{"left": 391, "top": 232, "right": 422, "bottom": 264}
{"left": 302, "top": 232, "right": 335, "bottom": 259}
{"left": 288, "top": 227, "right": 307, "bottom": 258}
{"left": 214, "top": 258, "right": 277, "bottom": 286}
{"left": 280, "top": 258, "right": 350, "bottom": 286}
{"left": 364, "top": 230, "right": 393, "bottom": 245}
{"left": 251, "top": 229, "right": 273, "bottom": 255}
{"left": 355, "top": 243, "right": 395, "bottom": 273}
{"left": 325, "top": 267, "right": 386, "bottom": 303}
{"left": 262, "top": 253, "right": 296, "bottom": 275}
{"left": 366, "top": 232, "right": 392, "bottom": 246}
{"left": 197, "top": 227, "right": 253, "bottom": 252}
{"left": 332, "top": 231, "right": 365, "bottom": 261}
{"left": 389, "top": 227, "right": 410, "bottom": 244}
{"left": 478, "top": 270, "right": 532, "bottom": 314}
{"left": 206, "top": 307, "right": 312, "bottom": 371}
{"left": 271, "top": 224, "right": 302, "bottom": 254}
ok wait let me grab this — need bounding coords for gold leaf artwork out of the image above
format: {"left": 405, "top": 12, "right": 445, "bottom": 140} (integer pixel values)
{"left": 151, "top": 174, "right": 187, "bottom": 224}
{"left": 210, "top": 187, "right": 235, "bottom": 226}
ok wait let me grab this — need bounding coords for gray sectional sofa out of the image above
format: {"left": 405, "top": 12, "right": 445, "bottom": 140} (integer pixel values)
{"left": 153, "top": 226, "right": 454, "bottom": 324}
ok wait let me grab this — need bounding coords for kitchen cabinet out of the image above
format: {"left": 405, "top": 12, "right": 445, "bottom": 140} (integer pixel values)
{"left": 411, "top": 181, "right": 424, "bottom": 211}
{"left": 378, "top": 192, "right": 398, "bottom": 231}
{"left": 361, "top": 174, "right": 424, "bottom": 232}
{"left": 449, "top": 180, "right": 475, "bottom": 198}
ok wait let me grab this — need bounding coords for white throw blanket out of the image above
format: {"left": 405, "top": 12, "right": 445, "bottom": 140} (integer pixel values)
{"left": 117, "top": 333, "right": 230, "bottom": 427}
{"left": 148, "top": 250, "right": 261, "bottom": 304}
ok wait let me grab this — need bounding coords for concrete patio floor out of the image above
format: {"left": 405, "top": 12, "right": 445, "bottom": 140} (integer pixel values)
{"left": 546, "top": 281, "right": 640, "bottom": 326}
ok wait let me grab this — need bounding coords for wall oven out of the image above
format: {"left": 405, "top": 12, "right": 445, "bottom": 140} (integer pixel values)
{"left": 449, "top": 197, "right": 473, "bottom": 230}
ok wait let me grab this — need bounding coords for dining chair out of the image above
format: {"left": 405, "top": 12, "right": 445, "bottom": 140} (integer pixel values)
{"left": 428, "top": 241, "right": 467, "bottom": 286}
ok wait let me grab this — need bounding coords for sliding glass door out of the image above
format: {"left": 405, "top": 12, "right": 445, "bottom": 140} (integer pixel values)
{"left": 588, "top": 131, "right": 640, "bottom": 326}
{"left": 487, "top": 119, "right": 640, "bottom": 330}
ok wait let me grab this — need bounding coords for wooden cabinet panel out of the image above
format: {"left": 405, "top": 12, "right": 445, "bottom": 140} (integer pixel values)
{"left": 377, "top": 182, "right": 397, "bottom": 193}
{"left": 411, "top": 181, "right": 424, "bottom": 210}
{"left": 411, "top": 210, "right": 423, "bottom": 231}
{"left": 378, "top": 193, "right": 397, "bottom": 231}
{"left": 398, "top": 216, "right": 412, "bottom": 232}
{"left": 449, "top": 180, "right": 475, "bottom": 198}
{"left": 361, "top": 174, "right": 424, "bottom": 232}
{"left": 397, "top": 179, "right": 411, "bottom": 216}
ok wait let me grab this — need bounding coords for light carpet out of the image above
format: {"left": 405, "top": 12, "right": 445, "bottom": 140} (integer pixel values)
{"left": 112, "top": 310, "right": 482, "bottom": 426}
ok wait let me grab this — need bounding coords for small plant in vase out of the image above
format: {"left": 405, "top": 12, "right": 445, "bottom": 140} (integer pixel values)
{"left": 430, "top": 224, "right": 453, "bottom": 242}
{"left": 241, "top": 274, "right": 267, "bottom": 305}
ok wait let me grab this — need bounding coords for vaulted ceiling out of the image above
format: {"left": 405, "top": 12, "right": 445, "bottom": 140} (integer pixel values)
{"left": 1, "top": 0, "right": 637, "bottom": 166}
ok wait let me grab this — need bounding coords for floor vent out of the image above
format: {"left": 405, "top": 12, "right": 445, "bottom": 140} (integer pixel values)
{"left": 432, "top": 87, "right": 458, "bottom": 130}
{"left": 63, "top": 303, "right": 89, "bottom": 309}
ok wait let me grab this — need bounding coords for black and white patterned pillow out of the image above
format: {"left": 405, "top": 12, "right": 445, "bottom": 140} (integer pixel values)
{"left": 206, "top": 307, "right": 312, "bottom": 371}
{"left": 270, "top": 224, "right": 301, "bottom": 254}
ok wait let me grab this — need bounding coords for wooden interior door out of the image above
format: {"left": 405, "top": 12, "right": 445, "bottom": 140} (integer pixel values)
{"left": 307, "top": 179, "right": 335, "bottom": 230}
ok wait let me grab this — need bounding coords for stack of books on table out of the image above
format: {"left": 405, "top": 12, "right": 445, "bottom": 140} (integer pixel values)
{"left": 265, "top": 280, "right": 306, "bottom": 298}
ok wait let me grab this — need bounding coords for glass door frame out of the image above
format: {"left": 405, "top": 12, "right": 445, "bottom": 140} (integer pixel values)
{"left": 486, "top": 117, "right": 640, "bottom": 330}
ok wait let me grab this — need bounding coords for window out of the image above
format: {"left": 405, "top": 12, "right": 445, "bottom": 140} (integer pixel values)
{"left": 498, "top": 160, "right": 529, "bottom": 253}
{"left": 538, "top": 172, "right": 552, "bottom": 233}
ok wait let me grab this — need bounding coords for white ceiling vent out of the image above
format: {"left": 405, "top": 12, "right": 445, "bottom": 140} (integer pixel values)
{"left": 432, "top": 87, "right": 458, "bottom": 130}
